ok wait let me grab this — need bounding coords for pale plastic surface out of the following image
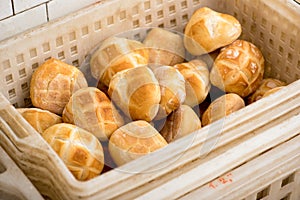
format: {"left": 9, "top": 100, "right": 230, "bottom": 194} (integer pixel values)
{"left": 0, "top": 0, "right": 299, "bottom": 199}
{"left": 0, "top": 146, "right": 43, "bottom": 200}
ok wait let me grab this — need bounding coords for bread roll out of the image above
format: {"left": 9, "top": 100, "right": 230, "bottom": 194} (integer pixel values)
{"left": 17, "top": 108, "right": 62, "bottom": 134}
{"left": 62, "top": 87, "right": 124, "bottom": 141}
{"left": 247, "top": 78, "right": 286, "bottom": 104}
{"left": 90, "top": 36, "right": 149, "bottom": 86}
{"left": 210, "top": 40, "right": 265, "bottom": 97}
{"left": 30, "top": 58, "right": 88, "bottom": 115}
{"left": 108, "top": 120, "right": 168, "bottom": 166}
{"left": 153, "top": 66, "right": 186, "bottom": 120}
{"left": 42, "top": 123, "right": 104, "bottom": 181}
{"left": 143, "top": 28, "right": 185, "bottom": 68}
{"left": 160, "top": 105, "right": 201, "bottom": 143}
{"left": 174, "top": 59, "right": 210, "bottom": 107}
{"left": 184, "top": 7, "right": 242, "bottom": 55}
{"left": 262, "top": 86, "right": 285, "bottom": 98}
{"left": 202, "top": 93, "right": 245, "bottom": 126}
{"left": 108, "top": 66, "right": 160, "bottom": 122}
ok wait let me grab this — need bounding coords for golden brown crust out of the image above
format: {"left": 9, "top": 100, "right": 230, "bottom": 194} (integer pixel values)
{"left": 108, "top": 66, "right": 160, "bottom": 122}
{"left": 153, "top": 66, "right": 186, "bottom": 120}
{"left": 210, "top": 40, "right": 265, "bottom": 97}
{"left": 174, "top": 59, "right": 210, "bottom": 107}
{"left": 62, "top": 87, "right": 124, "bottom": 141}
{"left": 143, "top": 28, "right": 185, "bottom": 67}
{"left": 108, "top": 120, "right": 168, "bottom": 166}
{"left": 247, "top": 78, "right": 286, "bottom": 104}
{"left": 42, "top": 123, "right": 104, "bottom": 181}
{"left": 90, "top": 37, "right": 149, "bottom": 86}
{"left": 184, "top": 7, "right": 242, "bottom": 55}
{"left": 160, "top": 105, "right": 201, "bottom": 143}
{"left": 17, "top": 108, "right": 62, "bottom": 134}
{"left": 202, "top": 93, "right": 245, "bottom": 126}
{"left": 30, "top": 58, "right": 88, "bottom": 115}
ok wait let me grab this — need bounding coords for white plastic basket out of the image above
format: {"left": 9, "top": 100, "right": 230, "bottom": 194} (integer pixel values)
{"left": 0, "top": 0, "right": 300, "bottom": 199}
{"left": 180, "top": 133, "right": 300, "bottom": 200}
{"left": 0, "top": 145, "right": 43, "bottom": 200}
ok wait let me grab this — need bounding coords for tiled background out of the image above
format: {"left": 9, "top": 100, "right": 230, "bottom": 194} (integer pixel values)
{"left": 0, "top": 0, "right": 101, "bottom": 41}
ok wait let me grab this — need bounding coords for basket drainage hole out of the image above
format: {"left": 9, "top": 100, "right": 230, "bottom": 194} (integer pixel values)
{"left": 256, "top": 186, "right": 270, "bottom": 199}
{"left": 8, "top": 89, "right": 16, "bottom": 99}
{"left": 72, "top": 60, "right": 79, "bottom": 67}
{"left": 281, "top": 173, "right": 295, "bottom": 187}
{"left": 3, "top": 60, "right": 11, "bottom": 70}
{"left": 21, "top": 82, "right": 29, "bottom": 92}
{"left": 5, "top": 74, "right": 13, "bottom": 84}
{"left": 182, "top": 14, "right": 188, "bottom": 22}
{"left": 0, "top": 162, "right": 6, "bottom": 174}
{"left": 58, "top": 51, "right": 65, "bottom": 60}
{"left": 181, "top": 1, "right": 187, "bottom": 8}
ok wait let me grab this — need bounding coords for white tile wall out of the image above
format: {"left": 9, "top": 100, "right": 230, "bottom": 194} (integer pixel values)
{"left": 0, "top": 0, "right": 101, "bottom": 41}
{"left": 0, "top": 0, "right": 13, "bottom": 20}
{"left": 13, "top": 0, "right": 49, "bottom": 13}
{"left": 47, "top": 0, "right": 100, "bottom": 20}
{"left": 0, "top": 4, "right": 47, "bottom": 41}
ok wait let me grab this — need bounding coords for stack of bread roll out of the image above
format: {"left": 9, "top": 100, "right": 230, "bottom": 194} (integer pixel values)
{"left": 19, "top": 6, "right": 287, "bottom": 181}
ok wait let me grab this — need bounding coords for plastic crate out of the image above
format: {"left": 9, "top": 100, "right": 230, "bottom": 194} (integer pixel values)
{"left": 0, "top": 0, "right": 299, "bottom": 199}
{"left": 0, "top": 145, "right": 43, "bottom": 200}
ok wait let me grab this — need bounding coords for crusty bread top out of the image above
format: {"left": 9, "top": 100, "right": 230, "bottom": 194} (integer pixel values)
{"left": 108, "top": 120, "right": 168, "bottom": 166}
{"left": 90, "top": 36, "right": 149, "bottom": 86}
{"left": 108, "top": 66, "right": 160, "bottom": 122}
{"left": 42, "top": 123, "right": 104, "bottom": 181}
{"left": 109, "top": 120, "right": 168, "bottom": 154}
{"left": 174, "top": 59, "right": 210, "bottom": 107}
{"left": 153, "top": 66, "right": 186, "bottom": 120}
{"left": 202, "top": 93, "right": 245, "bottom": 126}
{"left": 184, "top": 7, "right": 241, "bottom": 55}
{"left": 143, "top": 28, "right": 185, "bottom": 66}
{"left": 62, "top": 87, "right": 124, "bottom": 141}
{"left": 17, "top": 107, "right": 62, "bottom": 134}
{"left": 210, "top": 40, "right": 265, "bottom": 97}
{"left": 30, "top": 58, "right": 88, "bottom": 114}
{"left": 160, "top": 105, "right": 201, "bottom": 143}
{"left": 247, "top": 78, "right": 286, "bottom": 104}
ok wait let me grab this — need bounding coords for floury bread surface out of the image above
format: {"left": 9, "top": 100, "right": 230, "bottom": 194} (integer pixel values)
{"left": 184, "top": 7, "right": 241, "bottom": 55}
{"left": 42, "top": 123, "right": 104, "bottom": 181}
{"left": 153, "top": 66, "right": 186, "bottom": 120}
{"left": 143, "top": 28, "right": 185, "bottom": 67}
{"left": 247, "top": 78, "right": 286, "bottom": 104}
{"left": 174, "top": 59, "right": 210, "bottom": 107}
{"left": 30, "top": 58, "right": 88, "bottom": 115}
{"left": 202, "top": 93, "right": 245, "bottom": 126}
{"left": 108, "top": 120, "right": 168, "bottom": 166}
{"left": 62, "top": 87, "right": 124, "bottom": 141}
{"left": 17, "top": 108, "right": 62, "bottom": 134}
{"left": 108, "top": 66, "right": 160, "bottom": 122}
{"left": 90, "top": 36, "right": 149, "bottom": 87}
{"left": 160, "top": 105, "right": 201, "bottom": 143}
{"left": 210, "top": 40, "right": 265, "bottom": 97}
